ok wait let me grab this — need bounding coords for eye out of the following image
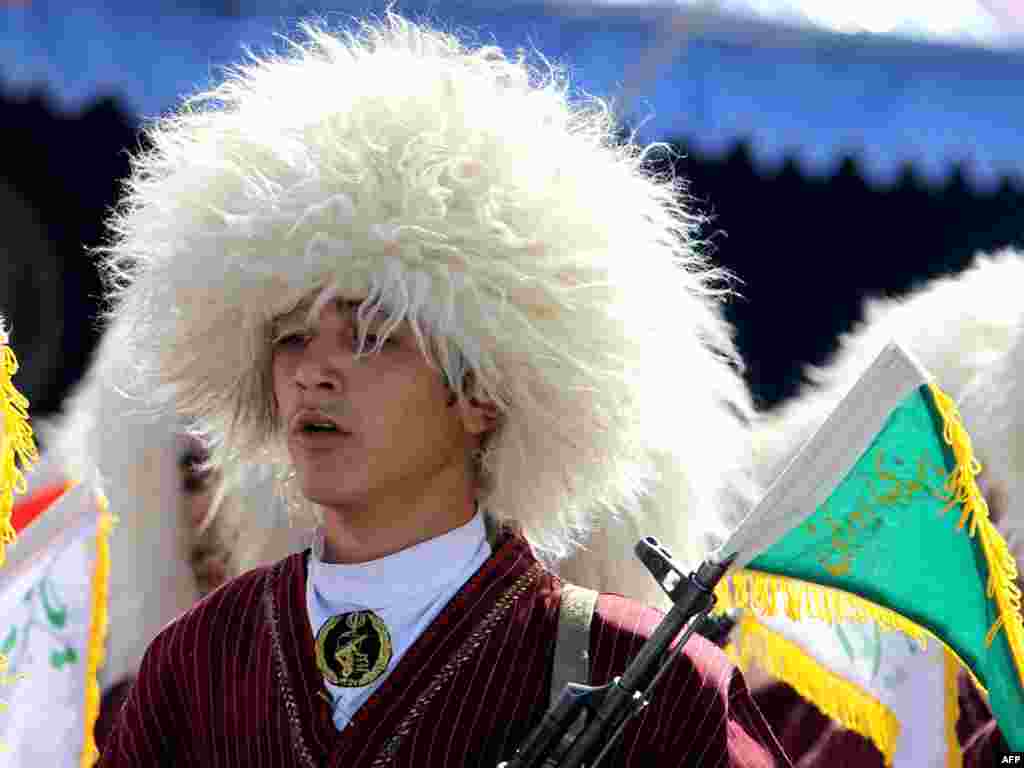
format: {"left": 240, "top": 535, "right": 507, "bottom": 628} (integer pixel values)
{"left": 180, "top": 451, "right": 213, "bottom": 494}
{"left": 353, "top": 328, "right": 393, "bottom": 350}
{"left": 274, "top": 332, "right": 309, "bottom": 348}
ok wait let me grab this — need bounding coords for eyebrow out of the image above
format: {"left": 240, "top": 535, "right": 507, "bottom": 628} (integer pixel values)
{"left": 273, "top": 298, "right": 405, "bottom": 340}
{"left": 275, "top": 298, "right": 359, "bottom": 325}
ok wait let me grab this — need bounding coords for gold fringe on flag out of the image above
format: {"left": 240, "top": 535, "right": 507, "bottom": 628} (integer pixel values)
{"left": 715, "top": 570, "right": 932, "bottom": 644}
{"left": 716, "top": 566, "right": 985, "bottom": 761}
{"left": 0, "top": 321, "right": 39, "bottom": 749}
{"left": 944, "top": 648, "right": 964, "bottom": 768}
{"left": 715, "top": 571, "right": 985, "bottom": 693}
{"left": 727, "top": 615, "right": 902, "bottom": 764}
{"left": 80, "top": 491, "right": 114, "bottom": 768}
{"left": 927, "top": 382, "right": 1024, "bottom": 689}
{"left": 1, "top": 325, "right": 39, "bottom": 566}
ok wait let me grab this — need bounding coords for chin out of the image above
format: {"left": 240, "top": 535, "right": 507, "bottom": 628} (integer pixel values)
{"left": 298, "top": 479, "right": 363, "bottom": 508}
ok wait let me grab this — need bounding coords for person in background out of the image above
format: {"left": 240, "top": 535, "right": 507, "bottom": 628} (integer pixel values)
{"left": 43, "top": 315, "right": 304, "bottom": 755}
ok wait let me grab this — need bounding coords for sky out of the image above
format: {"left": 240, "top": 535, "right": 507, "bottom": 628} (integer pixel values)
{"left": 582, "top": 0, "right": 1024, "bottom": 47}
{"left": 2, "top": 0, "right": 1021, "bottom": 189}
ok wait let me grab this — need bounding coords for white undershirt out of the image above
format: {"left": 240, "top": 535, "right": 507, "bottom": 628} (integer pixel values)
{"left": 305, "top": 512, "right": 491, "bottom": 731}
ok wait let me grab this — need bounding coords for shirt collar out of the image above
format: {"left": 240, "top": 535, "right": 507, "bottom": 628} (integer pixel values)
{"left": 308, "top": 510, "right": 490, "bottom": 610}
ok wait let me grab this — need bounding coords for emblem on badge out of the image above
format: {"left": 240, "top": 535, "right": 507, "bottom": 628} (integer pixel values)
{"left": 315, "top": 610, "right": 393, "bottom": 687}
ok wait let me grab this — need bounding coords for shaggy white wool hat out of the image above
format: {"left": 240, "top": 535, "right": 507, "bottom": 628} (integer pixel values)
{"left": 955, "top": 254, "right": 1024, "bottom": 566}
{"left": 100, "top": 12, "right": 753, "bottom": 581}
{"left": 41, "top": 313, "right": 307, "bottom": 684}
{"left": 41, "top": 318, "right": 201, "bottom": 688}
{"left": 752, "top": 249, "right": 1024, "bottom": 564}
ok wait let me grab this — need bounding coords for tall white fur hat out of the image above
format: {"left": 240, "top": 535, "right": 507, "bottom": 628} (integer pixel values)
{"left": 41, "top": 312, "right": 309, "bottom": 685}
{"left": 42, "top": 317, "right": 201, "bottom": 688}
{"left": 752, "top": 249, "right": 1024, "bottom": 564}
{"left": 100, "top": 13, "right": 753, "bottom": 591}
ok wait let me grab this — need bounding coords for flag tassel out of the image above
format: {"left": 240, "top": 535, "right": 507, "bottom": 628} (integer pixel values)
{"left": 928, "top": 383, "right": 1024, "bottom": 689}
{"left": 80, "top": 492, "right": 114, "bottom": 768}
{"left": 716, "top": 570, "right": 932, "bottom": 645}
{"left": 944, "top": 644, "right": 964, "bottom": 768}
{"left": 728, "top": 615, "right": 902, "bottom": 764}
{"left": 1, "top": 336, "right": 39, "bottom": 566}
{"left": 1, "top": 329, "right": 39, "bottom": 742}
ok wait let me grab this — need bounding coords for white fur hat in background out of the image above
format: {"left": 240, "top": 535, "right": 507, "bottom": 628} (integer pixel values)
{"left": 42, "top": 317, "right": 201, "bottom": 689}
{"left": 752, "top": 248, "right": 1024, "bottom": 566}
{"left": 99, "top": 12, "right": 755, "bottom": 607}
{"left": 38, "top": 313, "right": 310, "bottom": 686}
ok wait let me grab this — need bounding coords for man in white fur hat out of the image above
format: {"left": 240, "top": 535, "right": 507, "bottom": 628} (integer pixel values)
{"left": 96, "top": 13, "right": 786, "bottom": 767}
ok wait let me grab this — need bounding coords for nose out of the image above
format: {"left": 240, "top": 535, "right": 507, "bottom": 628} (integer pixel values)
{"left": 292, "top": 335, "right": 343, "bottom": 393}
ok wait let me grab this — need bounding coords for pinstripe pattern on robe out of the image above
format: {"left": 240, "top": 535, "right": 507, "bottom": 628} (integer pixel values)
{"left": 98, "top": 530, "right": 790, "bottom": 767}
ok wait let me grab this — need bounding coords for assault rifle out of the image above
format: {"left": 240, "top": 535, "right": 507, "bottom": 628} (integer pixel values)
{"left": 497, "top": 538, "right": 736, "bottom": 768}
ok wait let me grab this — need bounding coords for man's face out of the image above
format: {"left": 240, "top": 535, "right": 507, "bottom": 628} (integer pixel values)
{"left": 270, "top": 299, "right": 484, "bottom": 511}
{"left": 177, "top": 434, "right": 231, "bottom": 594}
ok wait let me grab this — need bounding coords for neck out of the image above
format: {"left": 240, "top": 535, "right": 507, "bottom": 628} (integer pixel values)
{"left": 318, "top": 488, "right": 478, "bottom": 564}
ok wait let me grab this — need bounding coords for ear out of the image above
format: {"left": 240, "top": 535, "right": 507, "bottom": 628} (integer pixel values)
{"left": 457, "top": 395, "right": 501, "bottom": 438}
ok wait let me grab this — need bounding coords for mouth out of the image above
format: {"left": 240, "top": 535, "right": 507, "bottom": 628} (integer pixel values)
{"left": 290, "top": 409, "right": 350, "bottom": 438}
{"left": 300, "top": 423, "right": 342, "bottom": 434}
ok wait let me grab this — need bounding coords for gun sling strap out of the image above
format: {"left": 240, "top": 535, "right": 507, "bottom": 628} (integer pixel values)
{"left": 550, "top": 583, "right": 599, "bottom": 740}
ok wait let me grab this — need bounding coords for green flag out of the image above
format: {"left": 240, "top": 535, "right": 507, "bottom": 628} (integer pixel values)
{"left": 716, "top": 343, "right": 1024, "bottom": 750}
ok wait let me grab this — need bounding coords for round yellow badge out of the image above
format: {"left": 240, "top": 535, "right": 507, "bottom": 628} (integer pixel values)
{"left": 315, "top": 610, "right": 393, "bottom": 687}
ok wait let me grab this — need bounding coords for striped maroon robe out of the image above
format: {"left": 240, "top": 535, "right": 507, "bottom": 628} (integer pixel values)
{"left": 99, "top": 530, "right": 790, "bottom": 767}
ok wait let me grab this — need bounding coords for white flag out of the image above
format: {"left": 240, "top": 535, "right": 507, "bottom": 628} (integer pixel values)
{"left": 0, "top": 480, "right": 108, "bottom": 767}
{"left": 730, "top": 601, "right": 962, "bottom": 767}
